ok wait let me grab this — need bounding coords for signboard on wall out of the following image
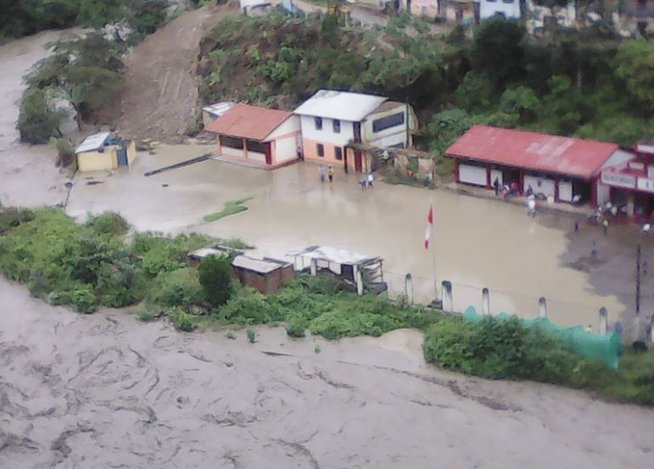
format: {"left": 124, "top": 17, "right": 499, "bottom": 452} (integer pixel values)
{"left": 637, "top": 177, "right": 654, "bottom": 193}
{"left": 600, "top": 171, "right": 636, "bottom": 189}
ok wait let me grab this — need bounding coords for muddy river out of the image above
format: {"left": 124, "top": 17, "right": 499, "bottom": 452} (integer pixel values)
{"left": 2, "top": 278, "right": 654, "bottom": 468}
{"left": 2, "top": 27, "right": 654, "bottom": 469}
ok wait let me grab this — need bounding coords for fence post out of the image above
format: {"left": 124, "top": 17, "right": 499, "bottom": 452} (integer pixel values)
{"left": 599, "top": 307, "right": 608, "bottom": 336}
{"left": 356, "top": 269, "right": 364, "bottom": 296}
{"left": 538, "top": 297, "right": 547, "bottom": 318}
{"left": 441, "top": 280, "right": 453, "bottom": 313}
{"left": 310, "top": 258, "right": 317, "bottom": 276}
{"left": 404, "top": 273, "right": 414, "bottom": 304}
{"left": 482, "top": 288, "right": 490, "bottom": 315}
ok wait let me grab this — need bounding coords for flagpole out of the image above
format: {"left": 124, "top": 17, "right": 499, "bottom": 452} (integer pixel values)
{"left": 431, "top": 197, "right": 438, "bottom": 302}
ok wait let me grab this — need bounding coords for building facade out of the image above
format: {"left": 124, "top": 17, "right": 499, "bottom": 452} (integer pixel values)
{"left": 294, "top": 90, "right": 415, "bottom": 172}
{"left": 208, "top": 104, "right": 301, "bottom": 169}
{"left": 76, "top": 132, "right": 137, "bottom": 173}
{"left": 479, "top": 0, "right": 521, "bottom": 20}
{"left": 446, "top": 125, "right": 631, "bottom": 207}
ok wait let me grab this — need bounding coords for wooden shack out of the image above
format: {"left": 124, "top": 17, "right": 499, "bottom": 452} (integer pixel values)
{"left": 232, "top": 255, "right": 294, "bottom": 294}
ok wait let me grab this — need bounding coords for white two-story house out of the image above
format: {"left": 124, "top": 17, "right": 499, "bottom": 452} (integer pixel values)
{"left": 294, "top": 89, "right": 416, "bottom": 173}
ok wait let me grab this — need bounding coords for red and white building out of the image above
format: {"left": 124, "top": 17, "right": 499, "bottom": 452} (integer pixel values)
{"left": 600, "top": 142, "right": 654, "bottom": 219}
{"left": 207, "top": 104, "right": 301, "bottom": 169}
{"left": 446, "top": 125, "right": 633, "bottom": 206}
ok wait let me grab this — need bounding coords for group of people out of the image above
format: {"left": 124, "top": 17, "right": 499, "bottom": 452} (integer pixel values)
{"left": 318, "top": 164, "right": 374, "bottom": 188}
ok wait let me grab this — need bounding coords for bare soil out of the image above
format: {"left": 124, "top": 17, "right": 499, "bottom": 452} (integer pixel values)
{"left": 113, "top": 4, "right": 239, "bottom": 143}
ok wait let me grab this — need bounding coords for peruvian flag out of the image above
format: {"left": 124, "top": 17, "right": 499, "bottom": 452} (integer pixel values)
{"left": 424, "top": 204, "right": 433, "bottom": 250}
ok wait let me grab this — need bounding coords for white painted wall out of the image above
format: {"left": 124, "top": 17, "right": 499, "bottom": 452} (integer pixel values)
{"left": 480, "top": 0, "right": 521, "bottom": 20}
{"left": 299, "top": 115, "right": 354, "bottom": 146}
{"left": 559, "top": 181, "right": 573, "bottom": 202}
{"left": 459, "top": 164, "right": 487, "bottom": 186}
{"left": 490, "top": 169, "right": 503, "bottom": 186}
{"left": 222, "top": 146, "right": 245, "bottom": 158}
{"left": 267, "top": 115, "right": 300, "bottom": 140}
{"left": 274, "top": 136, "right": 297, "bottom": 163}
{"left": 597, "top": 182, "right": 611, "bottom": 205}
{"left": 248, "top": 151, "right": 266, "bottom": 163}
{"left": 363, "top": 105, "right": 408, "bottom": 146}
{"left": 524, "top": 174, "right": 556, "bottom": 198}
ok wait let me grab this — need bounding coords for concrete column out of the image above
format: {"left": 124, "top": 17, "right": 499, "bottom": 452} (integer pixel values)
{"left": 538, "top": 297, "right": 547, "bottom": 318}
{"left": 599, "top": 307, "right": 608, "bottom": 336}
{"left": 310, "top": 258, "right": 317, "bottom": 276}
{"left": 404, "top": 274, "right": 414, "bottom": 305}
{"left": 442, "top": 281, "right": 453, "bottom": 313}
{"left": 356, "top": 269, "right": 364, "bottom": 296}
{"left": 482, "top": 288, "right": 490, "bottom": 315}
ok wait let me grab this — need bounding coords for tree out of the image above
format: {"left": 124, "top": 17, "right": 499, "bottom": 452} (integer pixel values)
{"left": 471, "top": 17, "right": 526, "bottom": 90}
{"left": 198, "top": 255, "right": 233, "bottom": 307}
{"left": 17, "top": 88, "right": 64, "bottom": 144}
{"left": 615, "top": 40, "right": 654, "bottom": 111}
{"left": 497, "top": 86, "right": 541, "bottom": 125}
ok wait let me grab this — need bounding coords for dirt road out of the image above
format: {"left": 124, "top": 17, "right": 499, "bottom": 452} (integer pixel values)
{"left": 1, "top": 277, "right": 652, "bottom": 468}
{"left": 114, "top": 4, "right": 238, "bottom": 143}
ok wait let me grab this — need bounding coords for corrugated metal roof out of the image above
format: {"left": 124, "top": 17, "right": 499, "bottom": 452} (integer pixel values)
{"left": 75, "top": 132, "right": 111, "bottom": 154}
{"left": 294, "top": 90, "right": 388, "bottom": 122}
{"left": 233, "top": 255, "right": 287, "bottom": 274}
{"left": 206, "top": 104, "right": 293, "bottom": 141}
{"left": 289, "top": 245, "right": 372, "bottom": 264}
{"left": 446, "top": 125, "right": 619, "bottom": 180}
{"left": 202, "top": 101, "right": 234, "bottom": 117}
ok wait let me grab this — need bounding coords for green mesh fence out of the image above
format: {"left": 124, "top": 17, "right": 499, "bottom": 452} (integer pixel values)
{"left": 463, "top": 306, "right": 624, "bottom": 369}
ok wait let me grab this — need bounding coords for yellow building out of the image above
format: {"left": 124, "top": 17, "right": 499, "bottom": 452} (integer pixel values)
{"left": 76, "top": 132, "right": 137, "bottom": 172}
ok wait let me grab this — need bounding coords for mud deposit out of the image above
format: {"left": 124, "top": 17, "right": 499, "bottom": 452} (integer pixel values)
{"left": 1, "top": 278, "right": 653, "bottom": 468}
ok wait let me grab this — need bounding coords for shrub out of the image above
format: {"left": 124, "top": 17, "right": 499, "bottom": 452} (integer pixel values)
{"left": 50, "top": 137, "right": 76, "bottom": 167}
{"left": 17, "top": 88, "right": 64, "bottom": 144}
{"left": 198, "top": 255, "right": 233, "bottom": 307}
{"left": 285, "top": 314, "right": 308, "bottom": 338}
{"left": 218, "top": 286, "right": 275, "bottom": 324}
{"left": 86, "top": 212, "right": 130, "bottom": 236}
{"left": 225, "top": 330, "right": 236, "bottom": 340}
{"left": 147, "top": 268, "right": 205, "bottom": 308}
{"left": 167, "top": 307, "right": 198, "bottom": 332}
{"left": 138, "top": 309, "right": 156, "bottom": 322}
{"left": 246, "top": 328, "right": 256, "bottom": 343}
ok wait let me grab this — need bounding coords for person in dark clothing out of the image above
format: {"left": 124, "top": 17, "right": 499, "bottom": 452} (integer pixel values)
{"left": 493, "top": 177, "right": 500, "bottom": 196}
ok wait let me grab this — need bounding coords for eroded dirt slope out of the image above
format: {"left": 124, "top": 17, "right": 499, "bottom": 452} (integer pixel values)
{"left": 115, "top": 4, "right": 237, "bottom": 142}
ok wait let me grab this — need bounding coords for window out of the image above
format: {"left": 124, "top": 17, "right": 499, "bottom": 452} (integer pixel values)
{"left": 335, "top": 147, "right": 343, "bottom": 161}
{"left": 245, "top": 139, "right": 266, "bottom": 153}
{"left": 372, "top": 112, "right": 405, "bottom": 133}
{"left": 317, "top": 143, "right": 324, "bottom": 157}
{"left": 333, "top": 119, "right": 341, "bottom": 133}
{"left": 220, "top": 135, "right": 243, "bottom": 149}
{"left": 502, "top": 0, "right": 513, "bottom": 3}
{"left": 314, "top": 117, "right": 323, "bottom": 130}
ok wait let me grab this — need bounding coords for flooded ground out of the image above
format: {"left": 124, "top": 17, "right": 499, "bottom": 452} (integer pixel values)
{"left": 67, "top": 146, "right": 624, "bottom": 327}
{"left": 2, "top": 277, "right": 653, "bottom": 468}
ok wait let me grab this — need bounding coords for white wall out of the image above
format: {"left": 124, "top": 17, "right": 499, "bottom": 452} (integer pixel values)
{"left": 596, "top": 182, "right": 611, "bottom": 205}
{"left": 299, "top": 115, "right": 354, "bottom": 146}
{"left": 524, "top": 174, "right": 556, "bottom": 198}
{"left": 490, "top": 169, "right": 503, "bottom": 186}
{"left": 274, "top": 136, "right": 296, "bottom": 164}
{"left": 248, "top": 151, "right": 266, "bottom": 163}
{"left": 559, "top": 180, "right": 573, "bottom": 202}
{"left": 221, "top": 146, "right": 245, "bottom": 158}
{"left": 267, "top": 115, "right": 300, "bottom": 140}
{"left": 459, "top": 164, "right": 487, "bottom": 186}
{"left": 363, "top": 104, "right": 409, "bottom": 148}
{"left": 480, "top": 0, "right": 521, "bottom": 20}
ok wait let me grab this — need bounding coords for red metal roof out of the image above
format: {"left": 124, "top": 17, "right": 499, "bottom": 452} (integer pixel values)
{"left": 446, "top": 125, "right": 619, "bottom": 180}
{"left": 206, "top": 104, "right": 292, "bottom": 141}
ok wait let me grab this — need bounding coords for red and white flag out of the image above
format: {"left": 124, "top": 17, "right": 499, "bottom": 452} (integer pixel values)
{"left": 424, "top": 204, "right": 434, "bottom": 250}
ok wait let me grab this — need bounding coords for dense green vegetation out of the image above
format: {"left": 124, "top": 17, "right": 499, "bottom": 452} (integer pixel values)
{"left": 203, "top": 197, "right": 253, "bottom": 222}
{"left": 1, "top": 206, "right": 652, "bottom": 405}
{"left": 0, "top": 0, "right": 169, "bottom": 40}
{"left": 18, "top": 32, "right": 126, "bottom": 143}
{"left": 200, "top": 12, "right": 654, "bottom": 160}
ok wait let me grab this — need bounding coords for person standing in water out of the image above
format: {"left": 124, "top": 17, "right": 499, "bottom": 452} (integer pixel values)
{"left": 328, "top": 165, "right": 334, "bottom": 183}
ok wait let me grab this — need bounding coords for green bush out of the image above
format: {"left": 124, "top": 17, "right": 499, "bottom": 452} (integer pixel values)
{"left": 246, "top": 328, "right": 256, "bottom": 343}
{"left": 147, "top": 268, "right": 205, "bottom": 308}
{"left": 167, "top": 307, "right": 198, "bottom": 332}
{"left": 138, "top": 309, "right": 157, "bottom": 322}
{"left": 86, "top": 212, "right": 130, "bottom": 236}
{"left": 285, "top": 314, "right": 308, "bottom": 338}
{"left": 218, "top": 286, "right": 275, "bottom": 324}
{"left": 17, "top": 88, "right": 64, "bottom": 144}
{"left": 198, "top": 255, "right": 233, "bottom": 307}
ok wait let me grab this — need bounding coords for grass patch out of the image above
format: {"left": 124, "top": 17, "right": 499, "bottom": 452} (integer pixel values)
{"left": 203, "top": 197, "right": 254, "bottom": 222}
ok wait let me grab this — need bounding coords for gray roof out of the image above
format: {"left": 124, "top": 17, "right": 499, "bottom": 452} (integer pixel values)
{"left": 75, "top": 132, "right": 111, "bottom": 154}
{"left": 294, "top": 90, "right": 387, "bottom": 122}
{"left": 232, "top": 255, "right": 289, "bottom": 274}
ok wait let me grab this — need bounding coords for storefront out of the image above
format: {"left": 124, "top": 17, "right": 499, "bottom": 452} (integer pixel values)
{"left": 446, "top": 125, "right": 631, "bottom": 207}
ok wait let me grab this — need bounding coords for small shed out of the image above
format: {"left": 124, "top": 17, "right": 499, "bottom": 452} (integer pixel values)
{"left": 76, "top": 132, "right": 137, "bottom": 172}
{"left": 232, "top": 255, "right": 294, "bottom": 294}
{"left": 202, "top": 102, "right": 234, "bottom": 130}
{"left": 290, "top": 245, "right": 387, "bottom": 295}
